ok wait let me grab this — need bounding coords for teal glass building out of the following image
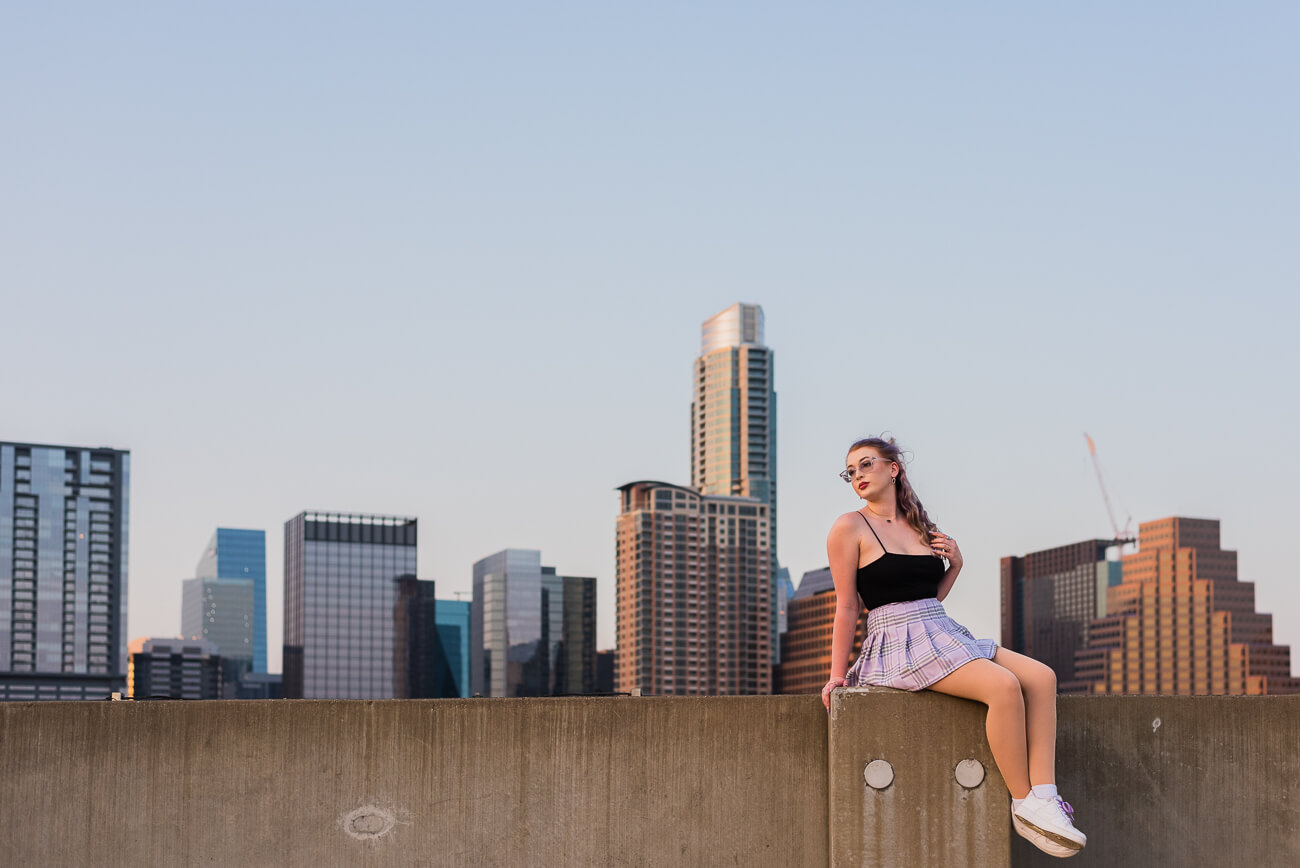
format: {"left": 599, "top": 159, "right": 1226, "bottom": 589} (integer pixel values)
{"left": 196, "top": 528, "right": 267, "bottom": 673}
{"left": 435, "top": 599, "right": 471, "bottom": 697}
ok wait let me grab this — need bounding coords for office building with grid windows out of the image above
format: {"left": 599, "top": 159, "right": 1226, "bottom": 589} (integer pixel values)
{"left": 999, "top": 539, "right": 1122, "bottom": 687}
{"left": 1, "top": 441, "right": 129, "bottom": 701}
{"left": 282, "top": 511, "right": 417, "bottom": 699}
{"left": 615, "top": 481, "right": 771, "bottom": 695}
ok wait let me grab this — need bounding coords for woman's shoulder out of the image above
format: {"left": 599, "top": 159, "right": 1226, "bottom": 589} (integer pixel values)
{"left": 829, "top": 510, "right": 866, "bottom": 535}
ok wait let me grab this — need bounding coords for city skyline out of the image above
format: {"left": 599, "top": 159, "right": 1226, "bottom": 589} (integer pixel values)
{"left": 4, "top": 5, "right": 1299, "bottom": 673}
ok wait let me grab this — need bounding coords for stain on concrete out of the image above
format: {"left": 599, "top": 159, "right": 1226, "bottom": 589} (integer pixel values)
{"left": 1152, "top": 717, "right": 1162, "bottom": 733}
{"left": 340, "top": 805, "right": 397, "bottom": 841}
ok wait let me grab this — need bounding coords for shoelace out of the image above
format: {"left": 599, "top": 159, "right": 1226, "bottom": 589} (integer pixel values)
{"left": 1057, "top": 799, "right": 1075, "bottom": 823}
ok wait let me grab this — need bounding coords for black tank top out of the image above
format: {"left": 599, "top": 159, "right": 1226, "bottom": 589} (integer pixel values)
{"left": 855, "top": 513, "right": 944, "bottom": 610}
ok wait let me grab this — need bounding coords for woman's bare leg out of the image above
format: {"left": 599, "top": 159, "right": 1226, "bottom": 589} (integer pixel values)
{"left": 990, "top": 648, "right": 1059, "bottom": 787}
{"left": 927, "top": 658, "right": 1031, "bottom": 798}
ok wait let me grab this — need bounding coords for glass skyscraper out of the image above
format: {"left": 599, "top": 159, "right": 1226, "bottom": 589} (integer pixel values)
{"left": 691, "top": 303, "right": 777, "bottom": 545}
{"left": 195, "top": 528, "right": 267, "bottom": 673}
{"left": 1, "top": 441, "right": 130, "bottom": 701}
{"left": 471, "top": 549, "right": 596, "bottom": 697}
{"left": 282, "top": 511, "right": 417, "bottom": 699}
{"left": 181, "top": 575, "right": 254, "bottom": 695}
{"left": 690, "top": 303, "right": 780, "bottom": 661}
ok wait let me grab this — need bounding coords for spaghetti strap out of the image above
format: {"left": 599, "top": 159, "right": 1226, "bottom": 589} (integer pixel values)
{"left": 858, "top": 512, "right": 888, "bottom": 553}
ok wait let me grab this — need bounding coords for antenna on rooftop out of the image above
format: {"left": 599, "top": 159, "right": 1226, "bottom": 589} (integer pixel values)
{"left": 1085, "top": 433, "right": 1134, "bottom": 543}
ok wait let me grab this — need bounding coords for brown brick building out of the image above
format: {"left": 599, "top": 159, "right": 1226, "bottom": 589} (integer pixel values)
{"left": 1071, "top": 517, "right": 1300, "bottom": 695}
{"left": 615, "top": 481, "right": 771, "bottom": 695}
{"left": 773, "top": 568, "right": 868, "bottom": 694}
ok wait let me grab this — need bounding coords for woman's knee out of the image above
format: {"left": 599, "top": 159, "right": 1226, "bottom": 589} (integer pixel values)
{"left": 1019, "top": 659, "right": 1057, "bottom": 695}
{"left": 985, "top": 668, "right": 1025, "bottom": 709}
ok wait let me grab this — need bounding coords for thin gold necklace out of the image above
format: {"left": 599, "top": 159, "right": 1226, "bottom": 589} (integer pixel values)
{"left": 863, "top": 503, "right": 897, "bottom": 523}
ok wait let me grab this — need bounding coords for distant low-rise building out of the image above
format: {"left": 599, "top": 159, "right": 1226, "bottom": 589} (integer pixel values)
{"left": 595, "top": 649, "right": 615, "bottom": 694}
{"left": 128, "top": 637, "right": 222, "bottom": 700}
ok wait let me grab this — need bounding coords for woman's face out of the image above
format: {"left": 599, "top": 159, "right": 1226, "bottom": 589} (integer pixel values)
{"left": 844, "top": 447, "right": 895, "bottom": 500}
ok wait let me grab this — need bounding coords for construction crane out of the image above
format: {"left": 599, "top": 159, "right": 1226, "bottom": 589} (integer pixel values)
{"left": 1085, "top": 433, "right": 1134, "bottom": 543}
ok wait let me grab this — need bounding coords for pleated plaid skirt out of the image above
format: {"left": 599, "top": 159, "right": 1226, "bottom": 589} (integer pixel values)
{"left": 845, "top": 597, "right": 998, "bottom": 692}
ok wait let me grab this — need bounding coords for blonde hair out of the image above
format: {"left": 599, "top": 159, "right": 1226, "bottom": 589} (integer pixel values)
{"left": 847, "top": 436, "right": 937, "bottom": 545}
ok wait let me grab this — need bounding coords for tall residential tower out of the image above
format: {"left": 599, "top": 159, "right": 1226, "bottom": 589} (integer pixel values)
{"left": 1, "top": 441, "right": 130, "bottom": 701}
{"left": 615, "top": 481, "right": 772, "bottom": 695}
{"left": 689, "top": 303, "right": 779, "bottom": 658}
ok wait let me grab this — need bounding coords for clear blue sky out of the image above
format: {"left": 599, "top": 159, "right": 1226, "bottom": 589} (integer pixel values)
{"left": 4, "top": 3, "right": 1298, "bottom": 672}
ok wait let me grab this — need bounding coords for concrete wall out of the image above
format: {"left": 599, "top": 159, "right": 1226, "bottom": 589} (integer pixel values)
{"left": 0, "top": 696, "right": 827, "bottom": 868}
{"left": 829, "top": 689, "right": 1300, "bottom": 868}
{"left": 1015, "top": 694, "right": 1300, "bottom": 867}
{"left": 2, "top": 693, "right": 1297, "bottom": 867}
{"left": 829, "top": 687, "right": 1011, "bottom": 867}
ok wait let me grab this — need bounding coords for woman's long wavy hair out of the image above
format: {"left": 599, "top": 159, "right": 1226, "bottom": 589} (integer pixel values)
{"left": 846, "top": 436, "right": 937, "bottom": 546}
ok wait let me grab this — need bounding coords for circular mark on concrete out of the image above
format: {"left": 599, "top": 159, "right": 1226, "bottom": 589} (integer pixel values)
{"left": 341, "top": 805, "right": 396, "bottom": 841}
{"left": 1152, "top": 717, "right": 1162, "bottom": 733}
{"left": 864, "top": 759, "right": 895, "bottom": 790}
{"left": 954, "top": 759, "right": 985, "bottom": 789}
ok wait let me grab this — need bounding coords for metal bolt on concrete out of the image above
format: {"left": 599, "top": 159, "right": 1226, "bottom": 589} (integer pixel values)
{"left": 864, "top": 759, "right": 894, "bottom": 790}
{"left": 954, "top": 759, "right": 985, "bottom": 789}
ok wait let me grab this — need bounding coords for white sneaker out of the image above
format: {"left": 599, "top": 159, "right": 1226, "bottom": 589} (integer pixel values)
{"left": 1012, "top": 810, "right": 1079, "bottom": 858}
{"left": 1013, "top": 794, "right": 1087, "bottom": 852}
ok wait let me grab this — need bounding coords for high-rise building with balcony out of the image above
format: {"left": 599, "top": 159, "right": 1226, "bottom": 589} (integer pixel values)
{"left": 690, "top": 304, "right": 779, "bottom": 657}
{"left": 615, "top": 481, "right": 771, "bottom": 695}
{"left": 1070, "top": 517, "right": 1300, "bottom": 694}
{"left": 195, "top": 528, "right": 267, "bottom": 673}
{"left": 1, "top": 441, "right": 130, "bottom": 701}
{"left": 471, "top": 549, "right": 596, "bottom": 697}
{"left": 999, "top": 539, "right": 1122, "bottom": 686}
{"left": 282, "top": 511, "right": 417, "bottom": 699}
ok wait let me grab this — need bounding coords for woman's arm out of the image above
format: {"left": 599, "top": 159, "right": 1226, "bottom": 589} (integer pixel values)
{"left": 823, "top": 514, "right": 864, "bottom": 709}
{"left": 933, "top": 530, "right": 963, "bottom": 602}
